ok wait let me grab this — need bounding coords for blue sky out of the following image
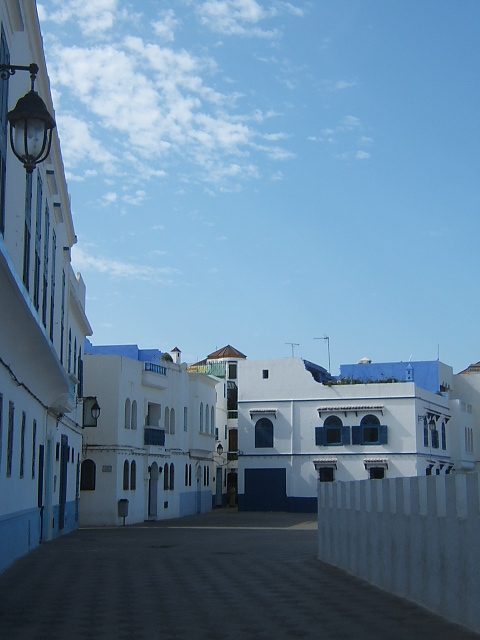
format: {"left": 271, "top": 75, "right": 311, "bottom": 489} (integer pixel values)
{"left": 37, "top": 0, "right": 480, "bottom": 373}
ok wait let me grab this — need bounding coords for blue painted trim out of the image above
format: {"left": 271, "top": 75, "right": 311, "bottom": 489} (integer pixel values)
{"left": 237, "top": 494, "right": 317, "bottom": 513}
{"left": 0, "top": 507, "right": 41, "bottom": 574}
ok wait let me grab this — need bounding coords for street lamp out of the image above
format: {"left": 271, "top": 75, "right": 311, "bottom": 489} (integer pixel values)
{"left": 0, "top": 62, "right": 56, "bottom": 173}
{"left": 83, "top": 396, "right": 101, "bottom": 428}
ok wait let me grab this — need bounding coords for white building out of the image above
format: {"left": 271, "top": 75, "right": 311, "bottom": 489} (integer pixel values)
{"left": 187, "top": 345, "right": 246, "bottom": 506}
{"left": 237, "top": 357, "right": 479, "bottom": 512}
{"left": 0, "top": 1, "right": 91, "bottom": 571}
{"left": 80, "top": 343, "right": 218, "bottom": 526}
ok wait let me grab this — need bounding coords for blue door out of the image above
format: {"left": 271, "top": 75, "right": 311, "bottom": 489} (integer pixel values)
{"left": 244, "top": 468, "right": 286, "bottom": 511}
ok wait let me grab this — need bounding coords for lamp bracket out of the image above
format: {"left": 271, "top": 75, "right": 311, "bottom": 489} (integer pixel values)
{"left": 0, "top": 63, "right": 38, "bottom": 90}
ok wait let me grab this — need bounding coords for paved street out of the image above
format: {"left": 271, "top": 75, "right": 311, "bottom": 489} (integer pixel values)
{"left": 0, "top": 509, "right": 477, "bottom": 639}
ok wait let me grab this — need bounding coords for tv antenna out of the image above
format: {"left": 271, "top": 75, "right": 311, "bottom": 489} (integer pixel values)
{"left": 314, "top": 335, "right": 331, "bottom": 374}
{"left": 285, "top": 342, "right": 299, "bottom": 358}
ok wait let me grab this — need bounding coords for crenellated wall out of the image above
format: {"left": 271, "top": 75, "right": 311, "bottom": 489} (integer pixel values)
{"left": 317, "top": 474, "right": 480, "bottom": 634}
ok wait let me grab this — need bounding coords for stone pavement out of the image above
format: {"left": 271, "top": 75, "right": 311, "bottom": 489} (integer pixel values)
{"left": 0, "top": 509, "right": 477, "bottom": 640}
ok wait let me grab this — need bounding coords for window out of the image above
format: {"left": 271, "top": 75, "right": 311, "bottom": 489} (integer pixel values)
{"left": 205, "top": 404, "right": 209, "bottom": 434}
{"left": 185, "top": 463, "right": 189, "bottom": 486}
{"left": 33, "top": 174, "right": 43, "bottom": 310}
{"left": 228, "top": 363, "right": 237, "bottom": 380}
{"left": 49, "top": 230, "right": 56, "bottom": 342}
{"left": 169, "top": 464, "right": 174, "bottom": 490}
{"left": 189, "top": 464, "right": 192, "bottom": 486}
{"left": 262, "top": 369, "right": 269, "bottom": 379}
{"left": 124, "top": 398, "right": 131, "bottom": 429}
{"left": 319, "top": 467, "right": 335, "bottom": 482}
{"left": 423, "top": 419, "right": 429, "bottom": 447}
{"left": 123, "top": 460, "right": 130, "bottom": 490}
{"left": 352, "top": 415, "right": 387, "bottom": 445}
{"left": 0, "top": 27, "right": 9, "bottom": 235}
{"left": 369, "top": 467, "right": 385, "bottom": 480}
{"left": 131, "top": 400, "right": 137, "bottom": 430}
{"left": 0, "top": 395, "right": 2, "bottom": 473}
{"left": 211, "top": 406, "right": 215, "bottom": 435}
{"left": 199, "top": 403, "right": 203, "bottom": 432}
{"left": 80, "top": 459, "right": 96, "bottom": 490}
{"left": 23, "top": 172, "right": 33, "bottom": 290}
{"left": 169, "top": 408, "right": 175, "bottom": 434}
{"left": 164, "top": 463, "right": 169, "bottom": 490}
{"left": 165, "top": 407, "right": 170, "bottom": 433}
{"left": 20, "top": 412, "right": 26, "bottom": 478}
{"left": 130, "top": 460, "right": 136, "bottom": 490}
{"left": 32, "top": 421, "right": 37, "bottom": 479}
{"left": 325, "top": 416, "right": 343, "bottom": 445}
{"left": 6, "top": 401, "right": 14, "bottom": 477}
{"left": 431, "top": 428, "right": 439, "bottom": 449}
{"left": 441, "top": 422, "right": 447, "bottom": 450}
{"left": 255, "top": 418, "right": 274, "bottom": 448}
{"left": 41, "top": 203, "right": 50, "bottom": 327}
{"left": 184, "top": 406, "right": 188, "bottom": 432}
{"left": 315, "top": 417, "right": 350, "bottom": 446}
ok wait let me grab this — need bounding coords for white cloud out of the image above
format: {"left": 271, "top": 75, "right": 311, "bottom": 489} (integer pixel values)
{"left": 55, "top": 113, "right": 117, "bottom": 173}
{"left": 277, "top": 2, "right": 304, "bottom": 17}
{"left": 71, "top": 245, "right": 180, "bottom": 283}
{"left": 40, "top": 0, "right": 120, "bottom": 36}
{"left": 102, "top": 191, "right": 118, "bottom": 205}
{"left": 122, "top": 190, "right": 147, "bottom": 206}
{"left": 356, "top": 151, "right": 370, "bottom": 160}
{"left": 152, "top": 9, "right": 179, "bottom": 42}
{"left": 197, "top": 0, "right": 279, "bottom": 38}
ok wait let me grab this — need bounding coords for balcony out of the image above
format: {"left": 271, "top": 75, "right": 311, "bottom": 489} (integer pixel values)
{"left": 144, "top": 427, "right": 165, "bottom": 447}
{"left": 142, "top": 362, "right": 168, "bottom": 389}
{"left": 187, "top": 362, "right": 227, "bottom": 378}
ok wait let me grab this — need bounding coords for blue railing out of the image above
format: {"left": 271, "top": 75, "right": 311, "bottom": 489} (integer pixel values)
{"left": 144, "top": 362, "right": 167, "bottom": 376}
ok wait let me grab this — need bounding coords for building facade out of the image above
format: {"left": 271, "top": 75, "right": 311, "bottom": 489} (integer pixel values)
{"left": 237, "top": 357, "right": 479, "bottom": 512}
{"left": 188, "top": 345, "right": 247, "bottom": 506}
{"left": 80, "top": 343, "right": 218, "bottom": 526}
{"left": 0, "top": 1, "right": 91, "bottom": 572}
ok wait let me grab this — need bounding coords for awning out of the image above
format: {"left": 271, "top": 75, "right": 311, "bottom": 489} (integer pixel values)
{"left": 249, "top": 409, "right": 277, "bottom": 418}
{"left": 363, "top": 457, "right": 388, "bottom": 469}
{"left": 317, "top": 404, "right": 384, "bottom": 416}
{"left": 313, "top": 458, "right": 338, "bottom": 470}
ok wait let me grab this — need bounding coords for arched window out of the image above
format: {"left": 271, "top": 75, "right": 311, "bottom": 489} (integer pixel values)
{"left": 170, "top": 464, "right": 174, "bottom": 490}
{"left": 68, "top": 329, "right": 72, "bottom": 372}
{"left": 189, "top": 464, "right": 192, "bottom": 486}
{"left": 80, "top": 459, "right": 96, "bottom": 491}
{"left": 205, "top": 404, "right": 210, "bottom": 434}
{"left": 185, "top": 463, "right": 189, "bottom": 486}
{"left": 170, "top": 408, "right": 175, "bottom": 435}
{"left": 164, "top": 463, "right": 169, "bottom": 490}
{"left": 123, "top": 460, "right": 129, "bottom": 490}
{"left": 200, "top": 403, "right": 204, "bottom": 432}
{"left": 73, "top": 338, "right": 77, "bottom": 375}
{"left": 131, "top": 400, "right": 137, "bottom": 430}
{"left": 211, "top": 406, "right": 215, "bottom": 434}
{"left": 255, "top": 418, "right": 274, "bottom": 448}
{"left": 124, "top": 399, "right": 131, "bottom": 429}
{"left": 352, "top": 414, "right": 387, "bottom": 445}
{"left": 324, "top": 415, "right": 343, "bottom": 445}
{"left": 361, "top": 414, "right": 380, "bottom": 443}
{"left": 165, "top": 407, "right": 170, "bottom": 433}
{"left": 441, "top": 422, "right": 447, "bottom": 450}
{"left": 130, "top": 460, "right": 136, "bottom": 490}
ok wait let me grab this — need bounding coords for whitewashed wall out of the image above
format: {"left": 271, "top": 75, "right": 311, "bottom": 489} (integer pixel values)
{"left": 317, "top": 474, "right": 480, "bottom": 634}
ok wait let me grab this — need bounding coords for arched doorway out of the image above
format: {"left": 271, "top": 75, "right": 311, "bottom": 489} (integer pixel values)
{"left": 148, "top": 462, "right": 159, "bottom": 517}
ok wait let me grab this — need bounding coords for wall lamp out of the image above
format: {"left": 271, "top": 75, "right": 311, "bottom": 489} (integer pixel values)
{"left": 0, "top": 62, "right": 56, "bottom": 173}
{"left": 83, "top": 396, "right": 101, "bottom": 428}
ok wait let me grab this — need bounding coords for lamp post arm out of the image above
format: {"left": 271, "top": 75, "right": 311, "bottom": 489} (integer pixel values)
{"left": 0, "top": 63, "right": 39, "bottom": 89}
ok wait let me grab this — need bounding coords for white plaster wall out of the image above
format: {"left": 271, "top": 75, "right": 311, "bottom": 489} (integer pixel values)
{"left": 317, "top": 474, "right": 480, "bottom": 635}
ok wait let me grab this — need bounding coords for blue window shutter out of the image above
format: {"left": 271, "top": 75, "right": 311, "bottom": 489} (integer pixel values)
{"left": 351, "top": 426, "right": 362, "bottom": 445}
{"left": 342, "top": 426, "right": 351, "bottom": 445}
{"left": 379, "top": 425, "right": 388, "bottom": 444}
{"left": 315, "top": 427, "right": 325, "bottom": 446}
